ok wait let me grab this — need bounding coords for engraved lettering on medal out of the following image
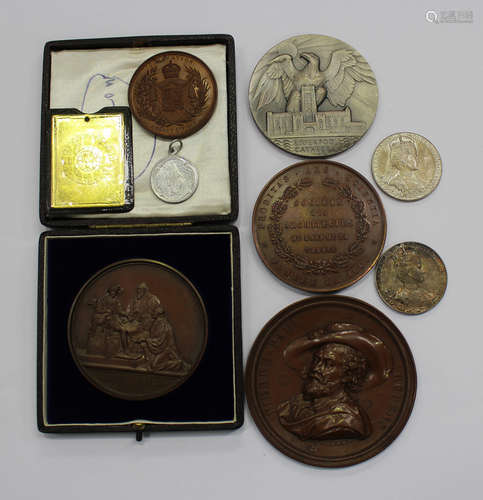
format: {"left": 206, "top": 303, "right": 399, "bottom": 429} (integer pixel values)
{"left": 253, "top": 161, "right": 386, "bottom": 292}
{"left": 267, "top": 175, "right": 370, "bottom": 275}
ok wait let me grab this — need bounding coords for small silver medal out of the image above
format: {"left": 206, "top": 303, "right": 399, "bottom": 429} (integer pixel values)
{"left": 150, "top": 140, "right": 199, "bottom": 203}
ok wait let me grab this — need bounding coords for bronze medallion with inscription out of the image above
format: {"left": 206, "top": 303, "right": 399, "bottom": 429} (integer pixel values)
{"left": 128, "top": 51, "right": 217, "bottom": 139}
{"left": 252, "top": 160, "right": 386, "bottom": 292}
{"left": 246, "top": 296, "right": 417, "bottom": 467}
{"left": 68, "top": 259, "right": 208, "bottom": 400}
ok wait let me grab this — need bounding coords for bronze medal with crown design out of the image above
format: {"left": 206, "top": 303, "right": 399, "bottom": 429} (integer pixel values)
{"left": 128, "top": 51, "right": 217, "bottom": 139}
{"left": 245, "top": 296, "right": 417, "bottom": 467}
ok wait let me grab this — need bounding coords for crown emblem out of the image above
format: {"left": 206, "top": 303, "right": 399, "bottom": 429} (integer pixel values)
{"left": 162, "top": 61, "right": 181, "bottom": 79}
{"left": 389, "top": 136, "right": 417, "bottom": 156}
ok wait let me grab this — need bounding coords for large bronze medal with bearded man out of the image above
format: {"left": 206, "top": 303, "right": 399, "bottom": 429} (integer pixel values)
{"left": 245, "top": 296, "right": 416, "bottom": 467}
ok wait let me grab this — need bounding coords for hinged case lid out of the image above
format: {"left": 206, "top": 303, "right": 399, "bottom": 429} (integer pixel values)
{"left": 40, "top": 34, "right": 238, "bottom": 228}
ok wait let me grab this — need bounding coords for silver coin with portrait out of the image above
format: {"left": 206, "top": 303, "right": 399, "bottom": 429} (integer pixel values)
{"left": 249, "top": 34, "right": 379, "bottom": 157}
{"left": 372, "top": 132, "right": 442, "bottom": 201}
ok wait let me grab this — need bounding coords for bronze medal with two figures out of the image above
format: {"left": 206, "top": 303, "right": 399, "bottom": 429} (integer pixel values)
{"left": 68, "top": 260, "right": 207, "bottom": 400}
{"left": 245, "top": 296, "right": 417, "bottom": 467}
{"left": 253, "top": 160, "right": 386, "bottom": 292}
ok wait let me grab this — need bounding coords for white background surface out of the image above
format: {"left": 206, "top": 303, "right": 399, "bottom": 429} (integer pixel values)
{"left": 1, "top": 1, "right": 481, "bottom": 499}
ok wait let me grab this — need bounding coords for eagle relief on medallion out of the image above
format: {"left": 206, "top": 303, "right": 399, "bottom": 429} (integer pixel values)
{"left": 249, "top": 35, "right": 378, "bottom": 157}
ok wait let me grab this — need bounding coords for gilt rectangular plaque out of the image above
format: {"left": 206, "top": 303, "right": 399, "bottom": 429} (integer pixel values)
{"left": 51, "top": 112, "right": 127, "bottom": 209}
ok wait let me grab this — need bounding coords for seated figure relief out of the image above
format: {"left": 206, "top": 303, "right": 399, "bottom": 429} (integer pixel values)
{"left": 84, "top": 282, "right": 190, "bottom": 376}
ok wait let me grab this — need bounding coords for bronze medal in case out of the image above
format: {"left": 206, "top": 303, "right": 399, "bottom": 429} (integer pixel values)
{"left": 128, "top": 50, "right": 218, "bottom": 203}
{"left": 128, "top": 51, "right": 217, "bottom": 139}
{"left": 252, "top": 160, "right": 386, "bottom": 292}
{"left": 68, "top": 259, "right": 208, "bottom": 401}
{"left": 245, "top": 296, "right": 417, "bottom": 467}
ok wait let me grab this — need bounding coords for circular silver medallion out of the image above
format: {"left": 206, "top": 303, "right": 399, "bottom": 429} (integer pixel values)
{"left": 372, "top": 132, "right": 442, "bottom": 201}
{"left": 150, "top": 155, "right": 199, "bottom": 203}
{"left": 249, "top": 34, "right": 378, "bottom": 157}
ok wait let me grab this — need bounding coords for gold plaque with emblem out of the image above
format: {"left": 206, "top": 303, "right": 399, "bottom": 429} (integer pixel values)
{"left": 50, "top": 111, "right": 131, "bottom": 210}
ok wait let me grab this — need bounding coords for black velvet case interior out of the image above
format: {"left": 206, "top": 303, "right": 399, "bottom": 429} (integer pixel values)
{"left": 38, "top": 227, "right": 242, "bottom": 433}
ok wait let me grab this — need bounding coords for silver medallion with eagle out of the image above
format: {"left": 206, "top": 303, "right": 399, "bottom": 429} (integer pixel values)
{"left": 249, "top": 34, "right": 378, "bottom": 157}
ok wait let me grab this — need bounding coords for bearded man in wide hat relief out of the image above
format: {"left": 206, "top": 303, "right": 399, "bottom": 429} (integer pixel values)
{"left": 278, "top": 323, "right": 392, "bottom": 441}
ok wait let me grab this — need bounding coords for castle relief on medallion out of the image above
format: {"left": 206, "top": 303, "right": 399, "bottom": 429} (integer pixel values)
{"left": 249, "top": 35, "right": 378, "bottom": 157}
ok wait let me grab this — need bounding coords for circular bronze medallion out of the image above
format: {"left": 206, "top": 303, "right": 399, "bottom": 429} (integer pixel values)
{"left": 249, "top": 34, "right": 378, "bottom": 157}
{"left": 128, "top": 51, "right": 217, "bottom": 139}
{"left": 68, "top": 259, "right": 208, "bottom": 400}
{"left": 372, "top": 132, "right": 442, "bottom": 201}
{"left": 252, "top": 160, "right": 386, "bottom": 292}
{"left": 376, "top": 242, "right": 447, "bottom": 314}
{"left": 246, "top": 296, "right": 417, "bottom": 467}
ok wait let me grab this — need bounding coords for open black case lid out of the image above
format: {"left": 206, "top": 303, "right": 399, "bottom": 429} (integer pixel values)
{"left": 40, "top": 34, "right": 238, "bottom": 227}
{"left": 38, "top": 35, "right": 242, "bottom": 437}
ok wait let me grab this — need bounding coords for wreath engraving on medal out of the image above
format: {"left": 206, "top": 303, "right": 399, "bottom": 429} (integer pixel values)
{"left": 134, "top": 61, "right": 211, "bottom": 129}
{"left": 267, "top": 176, "right": 371, "bottom": 275}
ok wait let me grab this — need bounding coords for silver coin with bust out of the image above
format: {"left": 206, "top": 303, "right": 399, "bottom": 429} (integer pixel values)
{"left": 371, "top": 132, "right": 442, "bottom": 201}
